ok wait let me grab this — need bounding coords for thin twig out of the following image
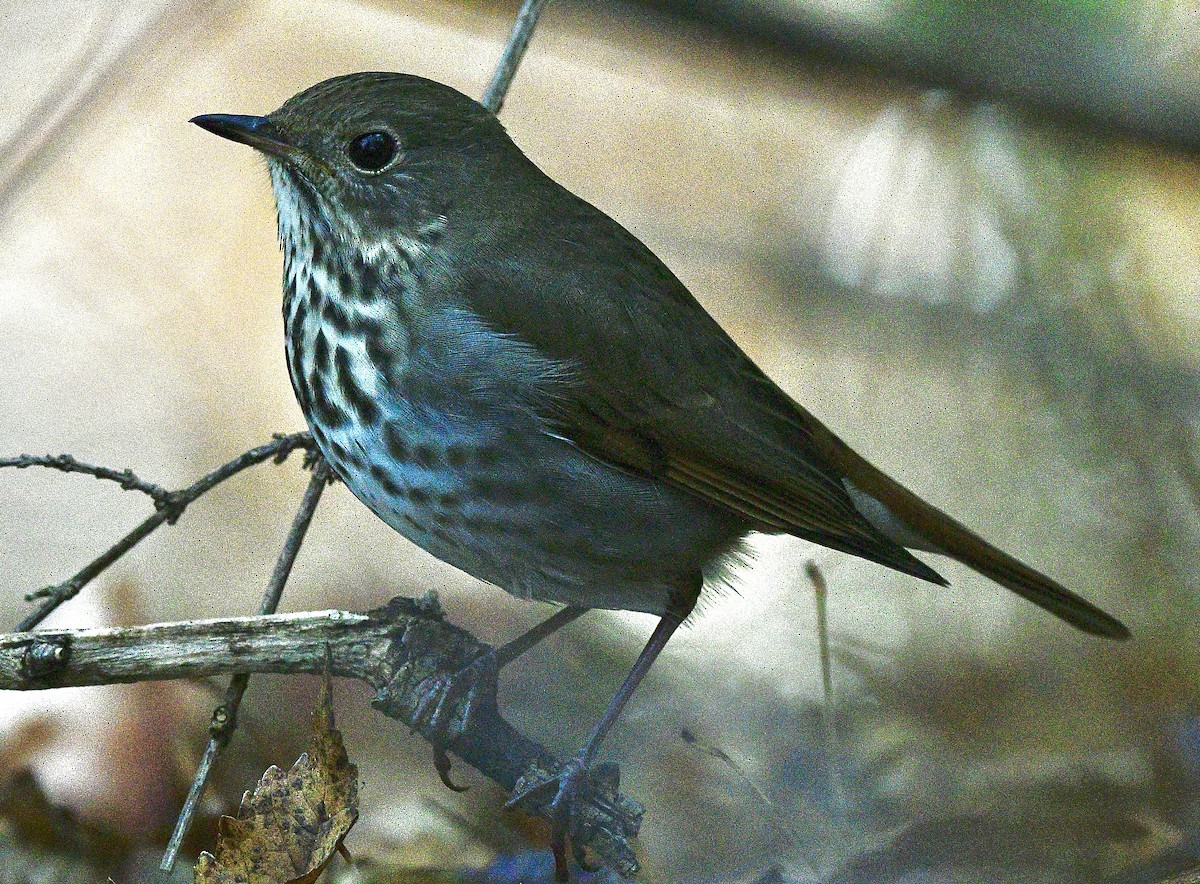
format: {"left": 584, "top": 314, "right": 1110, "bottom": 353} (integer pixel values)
{"left": 159, "top": 457, "right": 332, "bottom": 873}
{"left": 0, "top": 599, "right": 643, "bottom": 876}
{"left": 15, "top": 433, "right": 314, "bottom": 632}
{"left": 0, "top": 454, "right": 173, "bottom": 506}
{"left": 805, "top": 563, "right": 835, "bottom": 723}
{"left": 481, "top": 0, "right": 554, "bottom": 114}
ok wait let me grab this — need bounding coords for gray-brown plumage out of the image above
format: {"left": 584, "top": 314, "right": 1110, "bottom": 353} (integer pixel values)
{"left": 193, "top": 70, "right": 1127, "bottom": 874}
{"left": 200, "top": 72, "right": 1124, "bottom": 636}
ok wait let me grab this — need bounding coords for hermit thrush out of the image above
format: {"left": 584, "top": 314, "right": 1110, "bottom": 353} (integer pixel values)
{"left": 193, "top": 71, "right": 1128, "bottom": 869}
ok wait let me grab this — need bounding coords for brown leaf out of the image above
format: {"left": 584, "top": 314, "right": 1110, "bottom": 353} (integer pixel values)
{"left": 194, "top": 676, "right": 358, "bottom": 884}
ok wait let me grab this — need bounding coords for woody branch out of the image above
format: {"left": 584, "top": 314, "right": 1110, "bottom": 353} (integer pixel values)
{"left": 0, "top": 596, "right": 642, "bottom": 876}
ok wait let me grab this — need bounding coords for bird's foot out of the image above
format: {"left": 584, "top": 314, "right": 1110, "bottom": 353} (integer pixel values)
{"left": 507, "top": 754, "right": 638, "bottom": 881}
{"left": 409, "top": 650, "right": 500, "bottom": 791}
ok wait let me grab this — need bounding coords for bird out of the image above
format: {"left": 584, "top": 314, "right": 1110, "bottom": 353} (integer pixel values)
{"left": 192, "top": 71, "right": 1128, "bottom": 873}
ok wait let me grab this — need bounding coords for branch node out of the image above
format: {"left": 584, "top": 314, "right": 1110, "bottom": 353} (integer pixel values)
{"left": 155, "top": 491, "right": 189, "bottom": 524}
{"left": 25, "top": 580, "right": 75, "bottom": 603}
{"left": 301, "top": 447, "right": 329, "bottom": 474}
{"left": 209, "top": 704, "right": 234, "bottom": 745}
{"left": 369, "top": 592, "right": 481, "bottom": 732}
{"left": 20, "top": 635, "right": 72, "bottom": 680}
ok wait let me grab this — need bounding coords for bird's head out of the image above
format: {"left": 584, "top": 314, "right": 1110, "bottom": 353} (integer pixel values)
{"left": 192, "top": 72, "right": 514, "bottom": 257}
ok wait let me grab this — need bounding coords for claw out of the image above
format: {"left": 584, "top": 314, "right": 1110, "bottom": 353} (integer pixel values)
{"left": 411, "top": 675, "right": 446, "bottom": 731}
{"left": 507, "top": 754, "right": 597, "bottom": 880}
{"left": 433, "top": 743, "right": 468, "bottom": 792}
{"left": 406, "top": 650, "right": 500, "bottom": 793}
{"left": 409, "top": 684, "right": 436, "bottom": 733}
{"left": 504, "top": 772, "right": 557, "bottom": 809}
{"left": 507, "top": 755, "right": 583, "bottom": 812}
{"left": 507, "top": 757, "right": 643, "bottom": 879}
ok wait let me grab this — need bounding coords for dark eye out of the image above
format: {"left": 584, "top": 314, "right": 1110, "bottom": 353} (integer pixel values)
{"left": 346, "top": 131, "right": 397, "bottom": 172}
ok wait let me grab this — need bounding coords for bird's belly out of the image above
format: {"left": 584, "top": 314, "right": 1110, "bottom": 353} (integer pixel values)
{"left": 313, "top": 405, "right": 744, "bottom": 614}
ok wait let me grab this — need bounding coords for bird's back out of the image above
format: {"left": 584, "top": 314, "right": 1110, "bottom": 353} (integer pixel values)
{"left": 443, "top": 150, "right": 1127, "bottom": 637}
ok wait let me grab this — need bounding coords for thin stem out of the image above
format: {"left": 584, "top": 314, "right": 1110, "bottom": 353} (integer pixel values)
{"left": 16, "top": 433, "right": 314, "bottom": 631}
{"left": 805, "top": 562, "right": 835, "bottom": 716}
{"left": 176, "top": 432, "right": 316, "bottom": 505}
{"left": 481, "top": 0, "right": 554, "bottom": 115}
{"left": 20, "top": 511, "right": 169, "bottom": 631}
{"left": 806, "top": 561, "right": 847, "bottom": 834}
{"left": 159, "top": 457, "right": 332, "bottom": 873}
{"left": 258, "top": 459, "right": 333, "bottom": 616}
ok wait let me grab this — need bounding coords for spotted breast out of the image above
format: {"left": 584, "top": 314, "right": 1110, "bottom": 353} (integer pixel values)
{"left": 271, "top": 160, "right": 746, "bottom": 613}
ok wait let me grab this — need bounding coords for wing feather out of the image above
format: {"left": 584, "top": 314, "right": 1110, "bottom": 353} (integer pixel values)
{"left": 443, "top": 171, "right": 945, "bottom": 585}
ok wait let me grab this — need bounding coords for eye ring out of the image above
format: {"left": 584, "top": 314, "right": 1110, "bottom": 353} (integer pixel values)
{"left": 346, "top": 130, "right": 399, "bottom": 173}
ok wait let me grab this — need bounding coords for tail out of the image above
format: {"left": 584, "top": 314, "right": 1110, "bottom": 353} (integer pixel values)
{"left": 814, "top": 428, "right": 1130, "bottom": 640}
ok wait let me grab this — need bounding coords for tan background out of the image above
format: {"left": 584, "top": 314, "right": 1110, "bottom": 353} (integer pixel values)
{"left": 1, "top": 1, "right": 1197, "bottom": 881}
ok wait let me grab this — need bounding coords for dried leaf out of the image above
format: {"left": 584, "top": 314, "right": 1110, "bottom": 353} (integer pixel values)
{"left": 194, "top": 676, "right": 358, "bottom": 884}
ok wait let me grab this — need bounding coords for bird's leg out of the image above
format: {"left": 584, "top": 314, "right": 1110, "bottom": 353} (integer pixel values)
{"left": 508, "top": 577, "right": 700, "bottom": 880}
{"left": 493, "top": 605, "right": 591, "bottom": 668}
{"left": 412, "top": 605, "right": 588, "bottom": 789}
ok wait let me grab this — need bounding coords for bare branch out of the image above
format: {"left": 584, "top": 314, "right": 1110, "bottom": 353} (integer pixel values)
{"left": 2, "top": 598, "right": 643, "bottom": 876}
{"left": 0, "top": 453, "right": 173, "bottom": 506}
{"left": 481, "top": 0, "right": 554, "bottom": 115}
{"left": 15, "top": 432, "right": 315, "bottom": 631}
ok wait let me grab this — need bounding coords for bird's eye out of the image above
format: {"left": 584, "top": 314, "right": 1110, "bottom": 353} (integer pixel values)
{"left": 346, "top": 131, "right": 398, "bottom": 172}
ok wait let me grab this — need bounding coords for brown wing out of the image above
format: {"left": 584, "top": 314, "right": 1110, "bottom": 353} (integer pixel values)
{"left": 560, "top": 366, "right": 946, "bottom": 585}
{"left": 448, "top": 176, "right": 945, "bottom": 586}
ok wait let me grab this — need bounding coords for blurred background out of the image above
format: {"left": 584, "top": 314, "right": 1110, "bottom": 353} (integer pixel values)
{"left": 0, "top": 0, "right": 1198, "bottom": 881}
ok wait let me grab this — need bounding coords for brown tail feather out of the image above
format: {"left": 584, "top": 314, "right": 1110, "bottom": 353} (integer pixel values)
{"left": 813, "top": 427, "right": 1130, "bottom": 640}
{"left": 919, "top": 515, "right": 1130, "bottom": 639}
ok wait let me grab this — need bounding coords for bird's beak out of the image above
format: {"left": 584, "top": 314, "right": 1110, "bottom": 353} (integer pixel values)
{"left": 190, "top": 113, "right": 299, "bottom": 162}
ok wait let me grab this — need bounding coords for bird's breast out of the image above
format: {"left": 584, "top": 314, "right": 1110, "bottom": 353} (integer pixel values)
{"left": 275, "top": 234, "right": 743, "bottom": 611}
{"left": 279, "top": 234, "right": 565, "bottom": 497}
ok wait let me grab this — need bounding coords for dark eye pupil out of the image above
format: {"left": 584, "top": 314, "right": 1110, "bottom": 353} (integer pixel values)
{"left": 347, "top": 131, "right": 396, "bottom": 171}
